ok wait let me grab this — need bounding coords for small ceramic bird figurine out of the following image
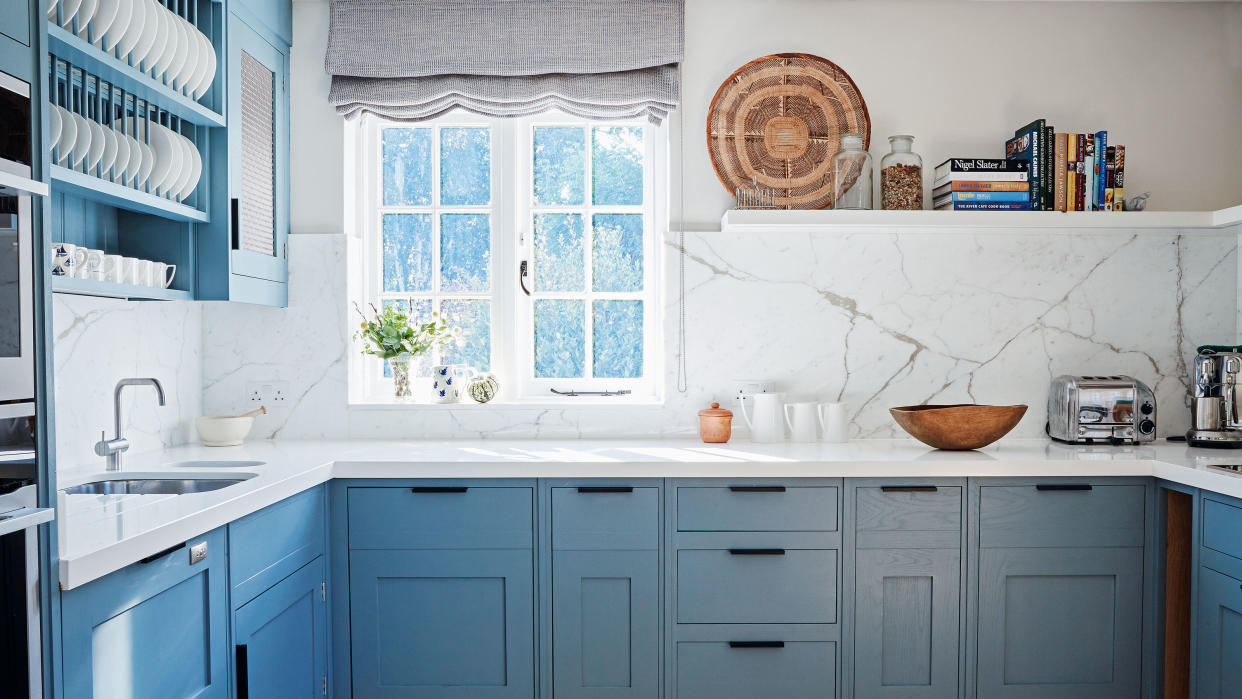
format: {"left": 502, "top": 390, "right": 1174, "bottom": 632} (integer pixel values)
{"left": 1126, "top": 191, "right": 1150, "bottom": 211}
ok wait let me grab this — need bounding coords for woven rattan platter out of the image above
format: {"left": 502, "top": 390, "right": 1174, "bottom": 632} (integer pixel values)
{"left": 707, "top": 53, "right": 871, "bottom": 210}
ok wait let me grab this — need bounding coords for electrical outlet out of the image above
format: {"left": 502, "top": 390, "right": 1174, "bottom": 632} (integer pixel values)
{"left": 245, "top": 382, "right": 264, "bottom": 403}
{"left": 245, "top": 381, "right": 292, "bottom": 410}
{"left": 269, "top": 381, "right": 290, "bottom": 405}
{"left": 733, "top": 380, "right": 774, "bottom": 397}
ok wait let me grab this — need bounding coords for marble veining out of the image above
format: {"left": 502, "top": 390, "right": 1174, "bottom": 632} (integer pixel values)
{"left": 200, "top": 229, "right": 1237, "bottom": 441}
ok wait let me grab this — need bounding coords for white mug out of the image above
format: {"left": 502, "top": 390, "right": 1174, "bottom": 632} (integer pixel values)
{"left": 431, "top": 364, "right": 470, "bottom": 403}
{"left": 50, "top": 242, "right": 86, "bottom": 276}
{"left": 819, "top": 402, "right": 849, "bottom": 443}
{"left": 737, "top": 391, "right": 787, "bottom": 443}
{"left": 102, "top": 254, "right": 124, "bottom": 284}
{"left": 153, "top": 262, "right": 176, "bottom": 289}
{"left": 81, "top": 249, "right": 105, "bottom": 281}
{"left": 133, "top": 258, "right": 154, "bottom": 287}
{"left": 784, "top": 402, "right": 820, "bottom": 443}
{"left": 118, "top": 257, "right": 139, "bottom": 285}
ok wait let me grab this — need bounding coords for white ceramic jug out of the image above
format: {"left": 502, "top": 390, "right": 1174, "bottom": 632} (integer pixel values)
{"left": 784, "top": 402, "right": 820, "bottom": 442}
{"left": 737, "top": 391, "right": 786, "bottom": 443}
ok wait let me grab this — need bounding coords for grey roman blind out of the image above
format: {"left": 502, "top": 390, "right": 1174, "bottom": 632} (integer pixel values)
{"left": 325, "top": 0, "right": 684, "bottom": 123}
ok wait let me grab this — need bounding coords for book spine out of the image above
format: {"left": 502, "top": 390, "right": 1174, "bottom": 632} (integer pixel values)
{"left": 1095, "top": 131, "right": 1108, "bottom": 211}
{"left": 933, "top": 172, "right": 1030, "bottom": 185}
{"left": 932, "top": 181, "right": 1031, "bottom": 194}
{"left": 1104, "top": 145, "right": 1116, "bottom": 210}
{"left": 934, "top": 202, "right": 1035, "bottom": 211}
{"left": 1054, "top": 133, "right": 1068, "bottom": 212}
{"left": 1085, "top": 134, "right": 1096, "bottom": 211}
{"left": 1075, "top": 133, "right": 1086, "bottom": 212}
{"left": 1112, "top": 145, "right": 1125, "bottom": 211}
{"left": 1065, "top": 133, "right": 1077, "bottom": 212}
{"left": 934, "top": 159, "right": 1029, "bottom": 179}
{"left": 939, "top": 191, "right": 1032, "bottom": 202}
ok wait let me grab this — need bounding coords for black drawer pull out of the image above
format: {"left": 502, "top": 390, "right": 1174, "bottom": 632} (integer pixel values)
{"left": 577, "top": 486, "right": 634, "bottom": 493}
{"left": 139, "top": 542, "right": 186, "bottom": 564}
{"left": 411, "top": 487, "right": 469, "bottom": 493}
{"left": 1036, "top": 484, "right": 1093, "bottom": 491}
{"left": 729, "top": 641, "right": 785, "bottom": 649}
{"left": 728, "top": 548, "right": 786, "bottom": 556}
{"left": 881, "top": 486, "right": 939, "bottom": 493}
{"left": 729, "top": 486, "right": 786, "bottom": 493}
{"left": 235, "top": 644, "right": 249, "bottom": 699}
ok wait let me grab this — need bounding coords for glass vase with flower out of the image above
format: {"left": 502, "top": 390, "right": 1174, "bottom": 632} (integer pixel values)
{"left": 353, "top": 301, "right": 462, "bottom": 400}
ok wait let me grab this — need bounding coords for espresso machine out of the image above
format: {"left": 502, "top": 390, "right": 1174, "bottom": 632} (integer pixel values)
{"left": 1188, "top": 346, "right": 1242, "bottom": 448}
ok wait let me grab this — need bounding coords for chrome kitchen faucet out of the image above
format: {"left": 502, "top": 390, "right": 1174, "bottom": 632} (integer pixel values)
{"left": 94, "top": 378, "right": 166, "bottom": 472}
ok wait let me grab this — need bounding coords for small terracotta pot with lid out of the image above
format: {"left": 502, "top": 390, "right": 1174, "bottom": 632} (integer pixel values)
{"left": 698, "top": 402, "right": 734, "bottom": 443}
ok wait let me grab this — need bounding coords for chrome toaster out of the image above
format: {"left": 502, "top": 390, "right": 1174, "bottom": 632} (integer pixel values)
{"left": 1047, "top": 375, "right": 1156, "bottom": 444}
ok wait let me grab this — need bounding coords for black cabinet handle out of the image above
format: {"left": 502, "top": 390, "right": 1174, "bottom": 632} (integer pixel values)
{"left": 1036, "top": 484, "right": 1093, "bottom": 491}
{"left": 881, "top": 486, "right": 939, "bottom": 493}
{"left": 577, "top": 486, "right": 634, "bottom": 493}
{"left": 729, "top": 641, "right": 785, "bottom": 649}
{"left": 235, "top": 644, "right": 248, "bottom": 699}
{"left": 728, "top": 548, "right": 786, "bottom": 556}
{"left": 729, "top": 486, "right": 786, "bottom": 493}
{"left": 411, "top": 487, "right": 469, "bottom": 493}
{"left": 230, "top": 198, "right": 240, "bottom": 250}
{"left": 139, "top": 542, "right": 185, "bottom": 564}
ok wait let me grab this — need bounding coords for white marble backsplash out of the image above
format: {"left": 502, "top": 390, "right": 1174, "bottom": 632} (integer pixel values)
{"left": 52, "top": 295, "right": 203, "bottom": 470}
{"left": 199, "top": 230, "right": 1237, "bottom": 442}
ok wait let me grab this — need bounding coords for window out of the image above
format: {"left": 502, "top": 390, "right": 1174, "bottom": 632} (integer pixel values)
{"left": 352, "top": 113, "right": 664, "bottom": 403}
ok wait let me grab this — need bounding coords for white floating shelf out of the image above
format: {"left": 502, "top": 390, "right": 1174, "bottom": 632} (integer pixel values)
{"left": 52, "top": 276, "right": 192, "bottom": 301}
{"left": 719, "top": 206, "right": 1242, "bottom": 234}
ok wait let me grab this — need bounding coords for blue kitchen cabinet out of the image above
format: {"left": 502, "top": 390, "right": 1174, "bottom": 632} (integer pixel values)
{"left": 60, "top": 527, "right": 230, "bottom": 699}
{"left": 0, "top": 0, "right": 34, "bottom": 84}
{"left": 234, "top": 557, "right": 328, "bottom": 699}
{"left": 1195, "top": 566, "right": 1242, "bottom": 697}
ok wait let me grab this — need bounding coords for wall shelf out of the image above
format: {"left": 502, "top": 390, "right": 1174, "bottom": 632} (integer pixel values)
{"left": 51, "top": 275, "right": 192, "bottom": 301}
{"left": 48, "top": 26, "right": 225, "bottom": 128}
{"left": 50, "top": 165, "right": 208, "bottom": 223}
{"left": 719, "top": 206, "right": 1242, "bottom": 234}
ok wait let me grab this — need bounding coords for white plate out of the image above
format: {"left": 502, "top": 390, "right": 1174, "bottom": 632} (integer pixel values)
{"left": 121, "top": 131, "right": 142, "bottom": 186}
{"left": 166, "top": 14, "right": 190, "bottom": 91}
{"left": 53, "top": 107, "right": 75, "bottom": 166}
{"left": 179, "top": 132, "right": 202, "bottom": 200}
{"left": 66, "top": 0, "right": 96, "bottom": 33}
{"left": 170, "top": 130, "right": 195, "bottom": 199}
{"left": 101, "top": 0, "right": 130, "bottom": 52}
{"left": 46, "top": 106, "right": 62, "bottom": 156}
{"left": 134, "top": 0, "right": 162, "bottom": 74}
{"left": 191, "top": 28, "right": 216, "bottom": 100}
{"left": 97, "top": 125, "right": 118, "bottom": 180}
{"left": 88, "top": 0, "right": 120, "bottom": 46}
{"left": 45, "top": 0, "right": 59, "bottom": 21}
{"left": 57, "top": 0, "right": 84, "bottom": 29}
{"left": 109, "top": 127, "right": 130, "bottom": 184}
{"left": 115, "top": 0, "right": 143, "bottom": 61}
{"left": 69, "top": 113, "right": 92, "bottom": 170}
{"left": 134, "top": 139, "right": 154, "bottom": 191}
{"left": 147, "top": 122, "right": 179, "bottom": 198}
{"left": 84, "top": 118, "right": 106, "bottom": 174}
{"left": 174, "top": 16, "right": 198, "bottom": 94}
{"left": 151, "top": 7, "right": 178, "bottom": 83}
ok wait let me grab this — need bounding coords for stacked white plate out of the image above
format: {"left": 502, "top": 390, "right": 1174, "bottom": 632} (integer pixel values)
{"left": 48, "top": 0, "right": 217, "bottom": 101}
{"left": 48, "top": 104, "right": 203, "bottom": 204}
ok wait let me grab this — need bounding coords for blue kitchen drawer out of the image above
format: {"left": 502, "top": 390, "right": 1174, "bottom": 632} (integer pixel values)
{"left": 677, "top": 640, "right": 837, "bottom": 698}
{"left": 676, "top": 485, "right": 838, "bottom": 532}
{"left": 1203, "top": 497, "right": 1242, "bottom": 562}
{"left": 229, "top": 485, "right": 325, "bottom": 607}
{"left": 855, "top": 485, "right": 962, "bottom": 533}
{"left": 552, "top": 485, "right": 659, "bottom": 550}
{"left": 676, "top": 548, "right": 837, "bottom": 624}
{"left": 979, "top": 483, "right": 1146, "bottom": 548}
{"left": 348, "top": 485, "right": 533, "bottom": 550}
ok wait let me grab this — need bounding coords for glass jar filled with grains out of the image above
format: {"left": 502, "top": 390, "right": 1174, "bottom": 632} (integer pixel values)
{"left": 832, "top": 133, "right": 873, "bottom": 210}
{"left": 880, "top": 135, "right": 923, "bottom": 210}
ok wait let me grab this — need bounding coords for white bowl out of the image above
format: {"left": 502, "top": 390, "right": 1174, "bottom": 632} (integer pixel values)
{"left": 54, "top": 106, "right": 76, "bottom": 166}
{"left": 195, "top": 415, "right": 255, "bottom": 447}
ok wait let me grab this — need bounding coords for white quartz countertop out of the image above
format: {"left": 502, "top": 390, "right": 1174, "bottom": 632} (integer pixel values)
{"left": 55, "top": 438, "right": 1242, "bottom": 589}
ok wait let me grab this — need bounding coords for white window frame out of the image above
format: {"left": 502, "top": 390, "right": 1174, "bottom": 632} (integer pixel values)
{"left": 348, "top": 111, "right": 665, "bottom": 405}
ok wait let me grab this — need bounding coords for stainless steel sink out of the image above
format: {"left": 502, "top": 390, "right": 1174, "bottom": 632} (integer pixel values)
{"left": 61, "top": 472, "right": 257, "bottom": 495}
{"left": 167, "top": 460, "right": 266, "bottom": 469}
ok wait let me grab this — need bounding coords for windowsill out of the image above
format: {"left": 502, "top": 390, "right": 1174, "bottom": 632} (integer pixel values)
{"left": 348, "top": 397, "right": 666, "bottom": 410}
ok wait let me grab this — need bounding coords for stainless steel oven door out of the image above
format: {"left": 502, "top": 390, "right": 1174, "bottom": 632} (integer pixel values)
{"left": 0, "top": 193, "right": 34, "bottom": 404}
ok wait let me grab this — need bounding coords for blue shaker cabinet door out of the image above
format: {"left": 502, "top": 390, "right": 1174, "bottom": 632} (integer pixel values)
{"left": 1196, "top": 566, "right": 1242, "bottom": 698}
{"left": 552, "top": 550, "right": 659, "bottom": 698}
{"left": 60, "top": 528, "right": 230, "bottom": 699}
{"left": 853, "top": 547, "right": 960, "bottom": 698}
{"left": 349, "top": 548, "right": 535, "bottom": 698}
{"left": 976, "top": 546, "right": 1143, "bottom": 698}
{"left": 233, "top": 557, "right": 328, "bottom": 699}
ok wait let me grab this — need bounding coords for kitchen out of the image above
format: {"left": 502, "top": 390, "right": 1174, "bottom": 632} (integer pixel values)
{"left": 6, "top": 0, "right": 1242, "bottom": 697}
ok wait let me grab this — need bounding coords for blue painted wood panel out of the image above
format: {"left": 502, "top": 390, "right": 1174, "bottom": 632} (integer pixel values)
{"left": 853, "top": 547, "right": 960, "bottom": 698}
{"left": 551, "top": 486, "right": 659, "bottom": 550}
{"left": 676, "top": 548, "right": 837, "bottom": 624}
{"left": 60, "top": 528, "right": 229, "bottom": 699}
{"left": 976, "top": 546, "right": 1143, "bottom": 698}
{"left": 676, "top": 486, "right": 839, "bottom": 532}
{"left": 348, "top": 486, "right": 533, "bottom": 550}
{"left": 1202, "top": 497, "right": 1242, "bottom": 563}
{"left": 979, "top": 484, "right": 1146, "bottom": 548}
{"left": 1196, "top": 565, "right": 1242, "bottom": 698}
{"left": 348, "top": 548, "right": 535, "bottom": 698}
{"left": 229, "top": 484, "right": 324, "bottom": 608}
{"left": 234, "top": 556, "right": 328, "bottom": 699}
{"left": 676, "top": 641, "right": 836, "bottom": 698}
{"left": 552, "top": 550, "right": 659, "bottom": 697}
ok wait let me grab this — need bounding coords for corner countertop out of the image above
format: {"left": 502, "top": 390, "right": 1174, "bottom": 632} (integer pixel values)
{"left": 54, "top": 438, "right": 1242, "bottom": 589}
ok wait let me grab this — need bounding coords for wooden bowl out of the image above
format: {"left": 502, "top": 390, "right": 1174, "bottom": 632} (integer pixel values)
{"left": 889, "top": 404, "right": 1028, "bottom": 450}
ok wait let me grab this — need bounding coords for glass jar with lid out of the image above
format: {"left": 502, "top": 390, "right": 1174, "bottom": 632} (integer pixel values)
{"left": 880, "top": 135, "right": 923, "bottom": 210}
{"left": 832, "top": 133, "right": 872, "bottom": 210}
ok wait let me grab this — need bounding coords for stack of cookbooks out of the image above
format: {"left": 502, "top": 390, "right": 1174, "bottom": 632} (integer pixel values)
{"left": 932, "top": 158, "right": 1032, "bottom": 211}
{"left": 1004, "top": 119, "right": 1125, "bottom": 211}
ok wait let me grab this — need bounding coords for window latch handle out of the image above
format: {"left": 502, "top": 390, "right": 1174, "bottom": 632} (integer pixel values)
{"left": 519, "top": 260, "right": 531, "bottom": 296}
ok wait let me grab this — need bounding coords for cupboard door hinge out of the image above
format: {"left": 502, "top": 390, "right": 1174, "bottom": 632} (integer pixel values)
{"left": 320, "top": 581, "right": 326, "bottom": 601}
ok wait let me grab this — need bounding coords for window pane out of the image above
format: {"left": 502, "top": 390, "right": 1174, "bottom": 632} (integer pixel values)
{"left": 380, "top": 298, "right": 432, "bottom": 378}
{"left": 592, "top": 214, "right": 643, "bottom": 292}
{"left": 593, "top": 300, "right": 643, "bottom": 379}
{"left": 440, "top": 214, "right": 491, "bottom": 292}
{"left": 533, "top": 213, "right": 584, "bottom": 292}
{"left": 383, "top": 214, "right": 433, "bottom": 293}
{"left": 534, "top": 299, "right": 584, "bottom": 378}
{"left": 382, "top": 128, "right": 432, "bottom": 206}
{"left": 592, "top": 127, "right": 643, "bottom": 205}
{"left": 441, "top": 299, "right": 491, "bottom": 372}
{"left": 440, "top": 127, "right": 491, "bottom": 206}
{"left": 533, "top": 127, "right": 585, "bottom": 205}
